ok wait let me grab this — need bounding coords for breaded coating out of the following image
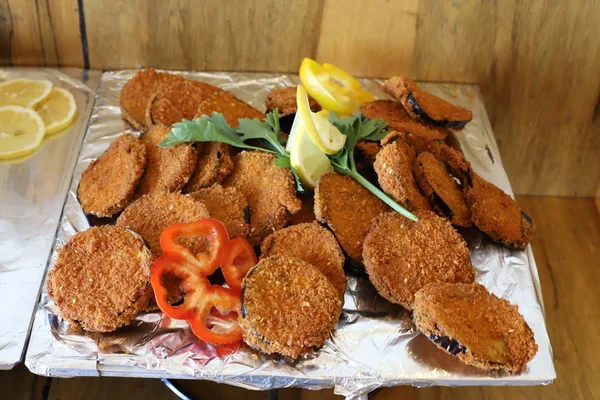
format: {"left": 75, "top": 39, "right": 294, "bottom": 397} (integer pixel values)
{"left": 374, "top": 139, "right": 432, "bottom": 211}
{"left": 145, "top": 80, "right": 223, "bottom": 127}
{"left": 355, "top": 141, "right": 380, "bottom": 164}
{"left": 289, "top": 193, "right": 316, "bottom": 225}
{"left": 465, "top": 172, "right": 535, "bottom": 249}
{"left": 382, "top": 130, "right": 440, "bottom": 154}
{"left": 384, "top": 76, "right": 472, "bottom": 129}
{"left": 361, "top": 99, "right": 449, "bottom": 141}
{"left": 136, "top": 125, "right": 197, "bottom": 197}
{"left": 116, "top": 192, "right": 209, "bottom": 258}
{"left": 188, "top": 184, "right": 249, "bottom": 239}
{"left": 120, "top": 69, "right": 185, "bottom": 131}
{"left": 78, "top": 134, "right": 146, "bottom": 217}
{"left": 46, "top": 226, "right": 153, "bottom": 332}
{"left": 363, "top": 211, "right": 474, "bottom": 309}
{"left": 260, "top": 222, "right": 346, "bottom": 298}
{"left": 264, "top": 86, "right": 321, "bottom": 116}
{"left": 184, "top": 142, "right": 234, "bottom": 192}
{"left": 224, "top": 151, "right": 301, "bottom": 246}
{"left": 354, "top": 140, "right": 381, "bottom": 183}
{"left": 415, "top": 152, "right": 471, "bottom": 227}
{"left": 413, "top": 282, "right": 538, "bottom": 373}
{"left": 314, "top": 173, "right": 389, "bottom": 261}
{"left": 239, "top": 256, "right": 342, "bottom": 358}
{"left": 196, "top": 91, "right": 265, "bottom": 127}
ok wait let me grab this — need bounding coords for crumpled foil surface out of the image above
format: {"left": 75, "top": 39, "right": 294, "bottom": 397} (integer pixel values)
{"left": 25, "top": 70, "right": 555, "bottom": 397}
{"left": 0, "top": 68, "right": 101, "bottom": 370}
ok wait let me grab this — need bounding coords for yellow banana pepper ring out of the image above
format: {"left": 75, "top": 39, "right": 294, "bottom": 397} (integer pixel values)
{"left": 299, "top": 58, "right": 375, "bottom": 115}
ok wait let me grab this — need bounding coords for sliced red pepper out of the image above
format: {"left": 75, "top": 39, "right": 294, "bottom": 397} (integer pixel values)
{"left": 151, "top": 219, "right": 257, "bottom": 345}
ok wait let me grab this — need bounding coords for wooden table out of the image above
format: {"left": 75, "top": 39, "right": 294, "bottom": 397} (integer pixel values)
{"left": 2, "top": 196, "right": 599, "bottom": 399}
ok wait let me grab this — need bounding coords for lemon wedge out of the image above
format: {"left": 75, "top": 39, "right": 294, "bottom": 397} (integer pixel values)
{"left": 0, "top": 78, "right": 52, "bottom": 108}
{"left": 293, "top": 85, "right": 346, "bottom": 155}
{"left": 0, "top": 105, "right": 46, "bottom": 160}
{"left": 289, "top": 113, "right": 334, "bottom": 189}
{"left": 36, "top": 87, "right": 77, "bottom": 135}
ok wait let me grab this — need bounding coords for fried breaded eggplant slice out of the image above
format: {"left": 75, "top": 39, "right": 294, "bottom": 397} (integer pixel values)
{"left": 361, "top": 99, "right": 449, "bottom": 141}
{"left": 260, "top": 222, "right": 346, "bottom": 298}
{"left": 465, "top": 172, "right": 535, "bottom": 249}
{"left": 47, "top": 226, "right": 153, "bottom": 332}
{"left": 314, "top": 173, "right": 389, "bottom": 261}
{"left": 120, "top": 68, "right": 185, "bottom": 131}
{"left": 384, "top": 76, "right": 472, "bottom": 129}
{"left": 196, "top": 91, "right": 265, "bottom": 127}
{"left": 414, "top": 282, "right": 538, "bottom": 373}
{"left": 415, "top": 152, "right": 472, "bottom": 227}
{"left": 363, "top": 211, "right": 474, "bottom": 309}
{"left": 188, "top": 184, "right": 249, "bottom": 239}
{"left": 78, "top": 134, "right": 146, "bottom": 217}
{"left": 224, "top": 151, "right": 301, "bottom": 246}
{"left": 240, "top": 256, "right": 342, "bottom": 358}
{"left": 136, "top": 125, "right": 197, "bottom": 197}
{"left": 374, "top": 139, "right": 432, "bottom": 211}
{"left": 184, "top": 142, "right": 234, "bottom": 192}
{"left": 145, "top": 80, "right": 223, "bottom": 127}
{"left": 264, "top": 86, "right": 321, "bottom": 116}
{"left": 116, "top": 192, "right": 209, "bottom": 258}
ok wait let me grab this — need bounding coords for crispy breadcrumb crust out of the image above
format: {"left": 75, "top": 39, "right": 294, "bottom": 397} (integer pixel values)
{"left": 413, "top": 282, "right": 538, "bottom": 373}
{"left": 78, "top": 134, "right": 146, "bottom": 217}
{"left": 260, "top": 222, "right": 346, "bottom": 298}
{"left": 363, "top": 211, "right": 474, "bottom": 309}
{"left": 184, "top": 142, "right": 234, "bottom": 192}
{"left": 47, "top": 226, "right": 153, "bottom": 332}
{"left": 239, "top": 256, "right": 341, "bottom": 358}
{"left": 264, "top": 87, "right": 321, "bottom": 116}
{"left": 196, "top": 91, "right": 265, "bottom": 127}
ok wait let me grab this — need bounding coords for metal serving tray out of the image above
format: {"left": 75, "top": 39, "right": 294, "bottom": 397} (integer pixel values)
{"left": 24, "top": 70, "right": 555, "bottom": 397}
{"left": 0, "top": 68, "right": 101, "bottom": 369}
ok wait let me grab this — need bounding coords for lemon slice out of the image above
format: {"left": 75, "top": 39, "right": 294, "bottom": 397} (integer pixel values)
{"left": 295, "top": 85, "right": 346, "bottom": 155}
{"left": 0, "top": 78, "right": 53, "bottom": 108}
{"left": 0, "top": 106, "right": 46, "bottom": 160}
{"left": 36, "top": 87, "right": 77, "bottom": 135}
{"left": 289, "top": 110, "right": 334, "bottom": 189}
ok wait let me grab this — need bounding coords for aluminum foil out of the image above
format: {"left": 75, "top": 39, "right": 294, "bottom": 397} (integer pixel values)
{"left": 0, "top": 68, "right": 101, "bottom": 369}
{"left": 25, "top": 70, "right": 555, "bottom": 396}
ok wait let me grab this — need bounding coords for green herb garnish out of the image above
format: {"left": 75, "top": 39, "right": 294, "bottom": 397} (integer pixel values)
{"left": 161, "top": 109, "right": 417, "bottom": 221}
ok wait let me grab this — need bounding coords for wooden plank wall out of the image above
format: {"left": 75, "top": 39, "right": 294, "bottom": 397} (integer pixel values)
{"left": 1, "top": 0, "right": 599, "bottom": 196}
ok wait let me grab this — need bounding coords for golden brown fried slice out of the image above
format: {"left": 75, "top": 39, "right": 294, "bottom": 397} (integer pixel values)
{"left": 264, "top": 86, "right": 321, "bottom": 116}
{"left": 116, "top": 191, "right": 209, "bottom": 258}
{"left": 196, "top": 91, "right": 265, "bottom": 127}
{"left": 188, "top": 184, "right": 249, "bottom": 239}
{"left": 288, "top": 193, "right": 316, "bottom": 225}
{"left": 78, "top": 134, "right": 146, "bottom": 217}
{"left": 414, "top": 282, "right": 537, "bottom": 373}
{"left": 374, "top": 139, "right": 432, "bottom": 211}
{"left": 384, "top": 76, "right": 472, "bottom": 128}
{"left": 260, "top": 222, "right": 346, "bottom": 297}
{"left": 119, "top": 69, "right": 185, "bottom": 131}
{"left": 361, "top": 99, "right": 449, "bottom": 141}
{"left": 363, "top": 211, "right": 475, "bottom": 309}
{"left": 184, "top": 142, "right": 234, "bottom": 192}
{"left": 239, "top": 256, "right": 342, "bottom": 358}
{"left": 47, "top": 226, "right": 153, "bottom": 332}
{"left": 314, "top": 173, "right": 389, "bottom": 261}
{"left": 145, "top": 80, "right": 223, "bottom": 127}
{"left": 136, "top": 125, "right": 197, "bottom": 197}
{"left": 415, "top": 152, "right": 472, "bottom": 227}
{"left": 224, "top": 151, "right": 301, "bottom": 246}
{"left": 465, "top": 172, "right": 535, "bottom": 249}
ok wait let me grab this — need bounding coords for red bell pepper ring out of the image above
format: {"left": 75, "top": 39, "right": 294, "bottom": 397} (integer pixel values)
{"left": 150, "top": 219, "right": 257, "bottom": 345}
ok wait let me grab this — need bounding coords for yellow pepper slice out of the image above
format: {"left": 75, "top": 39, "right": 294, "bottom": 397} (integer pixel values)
{"left": 299, "top": 58, "right": 375, "bottom": 115}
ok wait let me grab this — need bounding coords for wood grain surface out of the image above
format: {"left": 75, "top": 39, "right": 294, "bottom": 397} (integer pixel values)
{"left": 2, "top": 196, "right": 599, "bottom": 399}
{"left": 0, "top": 0, "right": 599, "bottom": 196}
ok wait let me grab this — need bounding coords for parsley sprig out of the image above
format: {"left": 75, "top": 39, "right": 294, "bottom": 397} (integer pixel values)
{"left": 161, "top": 110, "right": 418, "bottom": 221}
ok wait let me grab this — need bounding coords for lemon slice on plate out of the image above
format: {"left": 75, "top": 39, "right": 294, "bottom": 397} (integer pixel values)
{"left": 293, "top": 85, "right": 346, "bottom": 155}
{"left": 0, "top": 78, "right": 53, "bottom": 108}
{"left": 36, "top": 87, "right": 77, "bottom": 135}
{"left": 0, "top": 105, "right": 46, "bottom": 160}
